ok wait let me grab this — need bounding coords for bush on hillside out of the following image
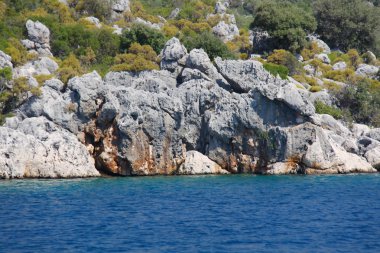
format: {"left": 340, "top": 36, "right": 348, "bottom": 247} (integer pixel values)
{"left": 314, "top": 0, "right": 380, "bottom": 55}
{"left": 182, "top": 31, "right": 236, "bottom": 60}
{"left": 251, "top": 1, "right": 317, "bottom": 52}
{"left": 263, "top": 63, "right": 289, "bottom": 80}
{"left": 315, "top": 100, "right": 343, "bottom": 119}
{"left": 120, "top": 23, "right": 167, "bottom": 54}
{"left": 267, "top": 49, "right": 303, "bottom": 75}
{"left": 111, "top": 43, "right": 159, "bottom": 72}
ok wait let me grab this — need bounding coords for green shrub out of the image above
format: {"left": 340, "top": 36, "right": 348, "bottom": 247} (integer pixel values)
{"left": 335, "top": 79, "right": 380, "bottom": 127}
{"left": 314, "top": 0, "right": 380, "bottom": 54}
{"left": 182, "top": 31, "right": 235, "bottom": 60}
{"left": 120, "top": 23, "right": 167, "bottom": 54}
{"left": 309, "top": 85, "right": 323, "bottom": 93}
{"left": 263, "top": 63, "right": 289, "bottom": 80}
{"left": 251, "top": 1, "right": 317, "bottom": 52}
{"left": 315, "top": 100, "right": 343, "bottom": 119}
{"left": 267, "top": 49, "right": 303, "bottom": 75}
{"left": 58, "top": 53, "right": 84, "bottom": 84}
{"left": 111, "top": 43, "right": 159, "bottom": 72}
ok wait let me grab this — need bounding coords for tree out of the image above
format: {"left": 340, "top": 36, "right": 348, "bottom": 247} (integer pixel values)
{"left": 251, "top": 1, "right": 317, "bottom": 52}
{"left": 313, "top": 0, "right": 380, "bottom": 54}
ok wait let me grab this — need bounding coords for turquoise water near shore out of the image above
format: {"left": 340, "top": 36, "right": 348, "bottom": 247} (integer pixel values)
{"left": 1, "top": 174, "right": 379, "bottom": 252}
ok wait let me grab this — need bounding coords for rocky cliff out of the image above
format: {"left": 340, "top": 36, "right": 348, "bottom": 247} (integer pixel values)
{"left": 1, "top": 37, "right": 379, "bottom": 178}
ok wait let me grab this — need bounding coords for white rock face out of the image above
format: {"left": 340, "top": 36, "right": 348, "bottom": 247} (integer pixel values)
{"left": 13, "top": 57, "right": 58, "bottom": 79}
{"left": 160, "top": 37, "right": 187, "bottom": 71}
{"left": 212, "top": 21, "right": 239, "bottom": 42}
{"left": 178, "top": 151, "right": 229, "bottom": 175}
{"left": 315, "top": 53, "right": 331, "bottom": 64}
{"left": 112, "top": 0, "right": 130, "bottom": 12}
{"left": 0, "top": 117, "right": 99, "bottom": 179}
{"left": 134, "top": 17, "right": 162, "bottom": 30}
{"left": 215, "top": 1, "right": 228, "bottom": 14}
{"left": 332, "top": 61, "right": 347, "bottom": 71}
{"left": 85, "top": 16, "right": 102, "bottom": 28}
{"left": 0, "top": 50, "right": 13, "bottom": 69}
{"left": 355, "top": 64, "right": 379, "bottom": 78}
{"left": 308, "top": 35, "right": 331, "bottom": 54}
{"left": 25, "top": 20, "right": 52, "bottom": 56}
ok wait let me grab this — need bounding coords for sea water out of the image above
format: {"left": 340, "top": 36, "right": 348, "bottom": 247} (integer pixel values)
{"left": 1, "top": 174, "right": 379, "bottom": 252}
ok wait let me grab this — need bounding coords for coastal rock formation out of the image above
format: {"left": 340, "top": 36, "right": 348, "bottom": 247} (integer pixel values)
{"left": 0, "top": 117, "right": 99, "bottom": 179}
{"left": 1, "top": 38, "right": 378, "bottom": 178}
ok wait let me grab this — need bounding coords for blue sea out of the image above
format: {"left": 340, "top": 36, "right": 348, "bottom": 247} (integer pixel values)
{"left": 1, "top": 174, "right": 379, "bottom": 252}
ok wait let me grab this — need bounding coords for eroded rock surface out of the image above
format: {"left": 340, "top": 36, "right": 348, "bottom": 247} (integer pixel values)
{"left": 3, "top": 38, "right": 379, "bottom": 178}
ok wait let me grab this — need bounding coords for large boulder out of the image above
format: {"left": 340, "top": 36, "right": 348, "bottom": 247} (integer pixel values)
{"left": 13, "top": 57, "right": 58, "bottom": 78}
{"left": 177, "top": 151, "right": 229, "bottom": 175}
{"left": 212, "top": 21, "right": 239, "bottom": 42}
{"left": 308, "top": 35, "right": 331, "bottom": 54}
{"left": 25, "top": 20, "right": 52, "bottom": 56}
{"left": 355, "top": 64, "right": 379, "bottom": 78}
{"left": 0, "top": 117, "right": 99, "bottom": 179}
{"left": 160, "top": 37, "right": 187, "bottom": 72}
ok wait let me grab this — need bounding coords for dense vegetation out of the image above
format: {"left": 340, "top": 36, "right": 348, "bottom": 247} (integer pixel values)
{"left": 0, "top": 0, "right": 380, "bottom": 126}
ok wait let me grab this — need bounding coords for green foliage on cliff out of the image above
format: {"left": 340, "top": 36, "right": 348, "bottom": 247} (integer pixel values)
{"left": 263, "top": 63, "right": 289, "bottom": 80}
{"left": 315, "top": 101, "right": 343, "bottom": 119}
{"left": 251, "top": 1, "right": 317, "bottom": 52}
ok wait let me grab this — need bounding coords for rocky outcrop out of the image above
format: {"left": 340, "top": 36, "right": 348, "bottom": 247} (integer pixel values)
{"left": 177, "top": 151, "right": 229, "bottom": 175}
{"left": 355, "top": 64, "right": 379, "bottom": 78}
{"left": 308, "top": 35, "right": 331, "bottom": 54}
{"left": 2, "top": 38, "right": 379, "bottom": 178}
{"left": 0, "top": 117, "right": 99, "bottom": 179}
{"left": 13, "top": 57, "right": 58, "bottom": 79}
{"left": 0, "top": 50, "right": 13, "bottom": 69}
{"left": 212, "top": 21, "right": 239, "bottom": 42}
{"left": 24, "top": 20, "right": 52, "bottom": 56}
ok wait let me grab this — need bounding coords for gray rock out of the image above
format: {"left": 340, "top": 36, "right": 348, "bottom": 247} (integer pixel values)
{"left": 177, "top": 151, "right": 229, "bottom": 175}
{"left": 0, "top": 50, "right": 12, "bottom": 69}
{"left": 13, "top": 57, "right": 58, "bottom": 78}
{"left": 112, "top": 25, "right": 123, "bottom": 35}
{"left": 308, "top": 35, "right": 331, "bottom": 54}
{"left": 332, "top": 61, "right": 347, "bottom": 71}
{"left": 169, "top": 8, "right": 180, "bottom": 19}
{"left": 308, "top": 90, "right": 334, "bottom": 106}
{"left": 0, "top": 117, "right": 99, "bottom": 179}
{"left": 160, "top": 37, "right": 187, "bottom": 71}
{"left": 355, "top": 64, "right": 379, "bottom": 78}
{"left": 364, "top": 147, "right": 380, "bottom": 170}
{"left": 112, "top": 0, "right": 130, "bottom": 12}
{"left": 21, "top": 39, "right": 35, "bottom": 50}
{"left": 212, "top": 21, "right": 239, "bottom": 42}
{"left": 215, "top": 1, "right": 228, "bottom": 14}
{"left": 315, "top": 53, "right": 331, "bottom": 64}
{"left": 352, "top": 124, "right": 370, "bottom": 138}
{"left": 26, "top": 20, "right": 50, "bottom": 47}
{"left": 366, "top": 128, "right": 380, "bottom": 142}
{"left": 215, "top": 58, "right": 315, "bottom": 116}
{"left": 85, "top": 16, "right": 102, "bottom": 28}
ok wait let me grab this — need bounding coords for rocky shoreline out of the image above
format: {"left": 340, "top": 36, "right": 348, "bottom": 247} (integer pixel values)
{"left": 1, "top": 37, "right": 380, "bottom": 179}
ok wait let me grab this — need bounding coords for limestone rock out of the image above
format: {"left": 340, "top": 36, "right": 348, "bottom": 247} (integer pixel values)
{"left": 215, "top": 1, "right": 228, "bottom": 14}
{"left": 351, "top": 124, "right": 370, "bottom": 138}
{"left": 85, "top": 17, "right": 102, "bottom": 28}
{"left": 364, "top": 147, "right": 380, "bottom": 170}
{"left": 26, "top": 20, "right": 50, "bottom": 45}
{"left": 315, "top": 53, "right": 331, "bottom": 64}
{"left": 0, "top": 117, "right": 99, "bottom": 179}
{"left": 212, "top": 21, "right": 239, "bottom": 42}
{"left": 308, "top": 35, "right": 331, "bottom": 54}
{"left": 366, "top": 128, "right": 380, "bottom": 142}
{"left": 355, "top": 64, "right": 379, "bottom": 78}
{"left": 332, "top": 61, "right": 347, "bottom": 71}
{"left": 160, "top": 37, "right": 187, "bottom": 71}
{"left": 0, "top": 50, "right": 12, "bottom": 69}
{"left": 13, "top": 57, "right": 58, "bottom": 79}
{"left": 177, "top": 151, "right": 229, "bottom": 175}
{"left": 112, "top": 0, "right": 130, "bottom": 12}
{"left": 169, "top": 8, "right": 180, "bottom": 19}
